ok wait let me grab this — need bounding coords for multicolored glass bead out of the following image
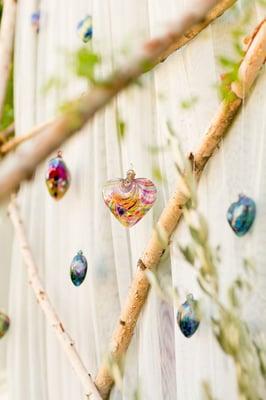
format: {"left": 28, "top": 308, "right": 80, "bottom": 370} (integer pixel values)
{"left": 0, "top": 311, "right": 10, "bottom": 339}
{"left": 102, "top": 170, "right": 157, "bottom": 228}
{"left": 77, "top": 15, "right": 93, "bottom": 43}
{"left": 227, "top": 194, "right": 256, "bottom": 237}
{"left": 177, "top": 294, "right": 200, "bottom": 338}
{"left": 70, "top": 251, "right": 88, "bottom": 286}
{"left": 31, "top": 11, "right": 40, "bottom": 33}
{"left": 45, "top": 151, "right": 70, "bottom": 200}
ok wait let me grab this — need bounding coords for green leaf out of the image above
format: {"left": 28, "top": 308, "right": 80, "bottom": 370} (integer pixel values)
{"left": 152, "top": 166, "right": 164, "bottom": 182}
{"left": 179, "top": 244, "right": 195, "bottom": 265}
{"left": 0, "top": 64, "right": 14, "bottom": 130}
{"left": 116, "top": 114, "right": 126, "bottom": 141}
{"left": 218, "top": 56, "right": 238, "bottom": 69}
{"left": 139, "top": 58, "right": 154, "bottom": 73}
{"left": 180, "top": 96, "right": 198, "bottom": 110}
{"left": 74, "top": 48, "right": 101, "bottom": 83}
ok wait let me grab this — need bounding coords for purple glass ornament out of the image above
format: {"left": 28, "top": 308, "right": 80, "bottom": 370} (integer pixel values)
{"left": 45, "top": 151, "right": 70, "bottom": 200}
{"left": 0, "top": 311, "right": 10, "bottom": 339}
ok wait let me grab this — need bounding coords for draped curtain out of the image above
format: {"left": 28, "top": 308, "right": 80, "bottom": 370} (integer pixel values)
{"left": 0, "top": 0, "right": 266, "bottom": 399}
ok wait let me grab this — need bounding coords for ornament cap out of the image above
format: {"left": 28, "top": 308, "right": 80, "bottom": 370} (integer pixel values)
{"left": 57, "top": 150, "right": 63, "bottom": 158}
{"left": 186, "top": 293, "right": 194, "bottom": 302}
{"left": 77, "top": 250, "right": 83, "bottom": 256}
{"left": 126, "top": 169, "right": 136, "bottom": 180}
{"left": 123, "top": 169, "right": 136, "bottom": 187}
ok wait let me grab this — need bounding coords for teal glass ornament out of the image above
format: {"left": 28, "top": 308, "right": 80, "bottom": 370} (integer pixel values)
{"left": 177, "top": 294, "right": 200, "bottom": 338}
{"left": 70, "top": 251, "right": 88, "bottom": 286}
{"left": 77, "top": 15, "right": 93, "bottom": 43}
{"left": 227, "top": 194, "right": 256, "bottom": 237}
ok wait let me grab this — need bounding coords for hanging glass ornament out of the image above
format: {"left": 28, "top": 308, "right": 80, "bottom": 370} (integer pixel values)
{"left": 77, "top": 15, "right": 93, "bottom": 43}
{"left": 31, "top": 11, "right": 40, "bottom": 33}
{"left": 177, "top": 294, "right": 200, "bottom": 338}
{"left": 45, "top": 151, "right": 70, "bottom": 200}
{"left": 102, "top": 169, "right": 157, "bottom": 228}
{"left": 227, "top": 194, "right": 256, "bottom": 237}
{"left": 0, "top": 311, "right": 10, "bottom": 339}
{"left": 70, "top": 251, "right": 88, "bottom": 286}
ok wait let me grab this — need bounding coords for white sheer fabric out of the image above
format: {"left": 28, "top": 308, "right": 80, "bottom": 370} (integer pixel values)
{"left": 1, "top": 0, "right": 266, "bottom": 399}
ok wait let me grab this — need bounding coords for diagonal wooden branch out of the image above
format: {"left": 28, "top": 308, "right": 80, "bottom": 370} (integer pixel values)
{"left": 8, "top": 197, "right": 102, "bottom": 400}
{"left": 231, "top": 18, "right": 266, "bottom": 98}
{"left": 0, "top": 119, "right": 53, "bottom": 155}
{"left": 0, "top": 0, "right": 236, "bottom": 157}
{"left": 158, "top": 0, "right": 237, "bottom": 62}
{"left": 0, "top": 0, "right": 229, "bottom": 202}
{"left": 0, "top": 0, "right": 16, "bottom": 121}
{"left": 94, "top": 20, "right": 266, "bottom": 399}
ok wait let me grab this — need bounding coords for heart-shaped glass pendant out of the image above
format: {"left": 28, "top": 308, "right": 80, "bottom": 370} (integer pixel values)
{"left": 70, "top": 251, "right": 88, "bottom": 286}
{"left": 77, "top": 15, "right": 93, "bottom": 43}
{"left": 45, "top": 151, "right": 70, "bottom": 200}
{"left": 0, "top": 311, "right": 10, "bottom": 339}
{"left": 227, "top": 194, "right": 256, "bottom": 237}
{"left": 177, "top": 294, "right": 200, "bottom": 338}
{"left": 102, "top": 170, "right": 157, "bottom": 228}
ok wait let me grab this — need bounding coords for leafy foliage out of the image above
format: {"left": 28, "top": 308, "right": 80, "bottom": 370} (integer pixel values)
{"left": 175, "top": 144, "right": 266, "bottom": 400}
{"left": 217, "top": 3, "right": 255, "bottom": 102}
{"left": 0, "top": 64, "right": 14, "bottom": 131}
{"left": 0, "top": 3, "right": 14, "bottom": 132}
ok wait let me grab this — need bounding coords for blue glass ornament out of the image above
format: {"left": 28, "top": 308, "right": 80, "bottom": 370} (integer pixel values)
{"left": 70, "top": 251, "right": 88, "bottom": 286}
{"left": 77, "top": 15, "right": 93, "bottom": 43}
{"left": 227, "top": 194, "right": 256, "bottom": 237}
{"left": 177, "top": 294, "right": 200, "bottom": 338}
{"left": 0, "top": 311, "right": 10, "bottom": 339}
{"left": 31, "top": 11, "right": 40, "bottom": 33}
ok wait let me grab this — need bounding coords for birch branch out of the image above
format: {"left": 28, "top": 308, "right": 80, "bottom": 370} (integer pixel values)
{"left": 0, "top": 119, "right": 53, "bottom": 154}
{"left": 8, "top": 197, "right": 102, "bottom": 400}
{"left": 0, "top": 0, "right": 236, "bottom": 157}
{"left": 0, "top": 0, "right": 16, "bottom": 121}
{"left": 0, "top": 0, "right": 227, "bottom": 202}
{"left": 159, "top": 0, "right": 237, "bottom": 62}
{"left": 231, "top": 18, "right": 266, "bottom": 98}
{"left": 94, "top": 20, "right": 266, "bottom": 399}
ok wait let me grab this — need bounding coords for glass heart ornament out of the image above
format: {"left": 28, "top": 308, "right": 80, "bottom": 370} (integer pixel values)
{"left": 102, "top": 169, "right": 157, "bottom": 228}
{"left": 45, "top": 151, "right": 70, "bottom": 200}
{"left": 177, "top": 294, "right": 200, "bottom": 338}
{"left": 70, "top": 250, "right": 88, "bottom": 287}
{"left": 227, "top": 194, "right": 256, "bottom": 237}
{"left": 0, "top": 311, "right": 10, "bottom": 339}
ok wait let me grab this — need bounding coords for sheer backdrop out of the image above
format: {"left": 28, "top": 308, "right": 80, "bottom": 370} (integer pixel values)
{"left": 1, "top": 0, "right": 266, "bottom": 399}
